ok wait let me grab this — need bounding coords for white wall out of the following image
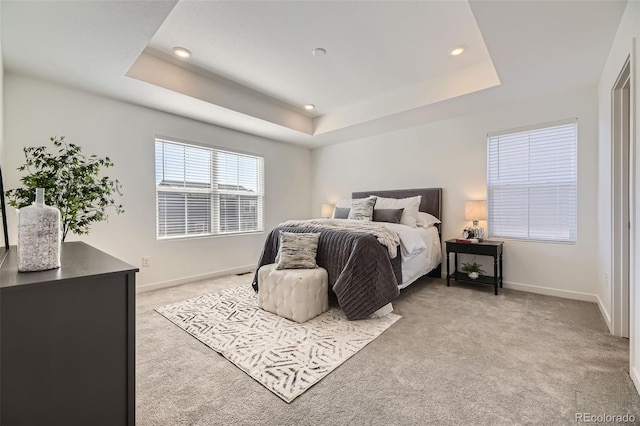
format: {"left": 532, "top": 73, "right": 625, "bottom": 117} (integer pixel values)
{"left": 597, "top": 0, "right": 639, "bottom": 332}
{"left": 0, "top": 3, "right": 5, "bottom": 250}
{"left": 312, "top": 85, "right": 599, "bottom": 300}
{"left": 3, "top": 73, "right": 312, "bottom": 288}
{"left": 597, "top": 0, "right": 640, "bottom": 392}
{"left": 0, "top": 1, "right": 4, "bottom": 164}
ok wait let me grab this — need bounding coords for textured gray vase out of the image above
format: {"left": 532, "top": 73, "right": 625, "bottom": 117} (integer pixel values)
{"left": 17, "top": 188, "right": 61, "bottom": 272}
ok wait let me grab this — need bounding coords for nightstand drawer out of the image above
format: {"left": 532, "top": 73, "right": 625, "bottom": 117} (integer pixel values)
{"left": 446, "top": 241, "right": 502, "bottom": 256}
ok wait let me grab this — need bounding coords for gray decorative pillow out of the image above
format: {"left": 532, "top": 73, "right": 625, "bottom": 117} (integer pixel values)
{"left": 373, "top": 208, "right": 404, "bottom": 224}
{"left": 333, "top": 207, "right": 350, "bottom": 219}
{"left": 347, "top": 196, "right": 377, "bottom": 221}
{"left": 275, "top": 231, "right": 321, "bottom": 270}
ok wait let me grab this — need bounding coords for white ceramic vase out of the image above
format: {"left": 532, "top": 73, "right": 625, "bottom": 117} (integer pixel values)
{"left": 468, "top": 272, "right": 479, "bottom": 279}
{"left": 17, "top": 188, "right": 61, "bottom": 272}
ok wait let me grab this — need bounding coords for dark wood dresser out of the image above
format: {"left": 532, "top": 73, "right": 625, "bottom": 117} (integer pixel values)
{"left": 0, "top": 242, "right": 138, "bottom": 426}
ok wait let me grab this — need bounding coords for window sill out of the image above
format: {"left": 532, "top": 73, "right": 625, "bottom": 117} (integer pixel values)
{"left": 157, "top": 230, "right": 265, "bottom": 242}
{"left": 488, "top": 236, "right": 576, "bottom": 245}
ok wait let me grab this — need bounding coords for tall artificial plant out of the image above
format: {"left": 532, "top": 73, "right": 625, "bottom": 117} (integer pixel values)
{"left": 5, "top": 136, "right": 124, "bottom": 241}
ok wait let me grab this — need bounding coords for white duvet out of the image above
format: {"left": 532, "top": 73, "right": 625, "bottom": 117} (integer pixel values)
{"left": 380, "top": 222, "right": 427, "bottom": 259}
{"left": 380, "top": 223, "right": 442, "bottom": 288}
{"left": 371, "top": 223, "right": 442, "bottom": 316}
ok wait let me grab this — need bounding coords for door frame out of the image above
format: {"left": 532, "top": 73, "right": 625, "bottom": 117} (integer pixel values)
{"left": 612, "top": 55, "right": 632, "bottom": 339}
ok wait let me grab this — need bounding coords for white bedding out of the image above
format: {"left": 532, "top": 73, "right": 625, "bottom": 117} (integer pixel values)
{"left": 380, "top": 222, "right": 427, "bottom": 259}
{"left": 380, "top": 223, "right": 441, "bottom": 289}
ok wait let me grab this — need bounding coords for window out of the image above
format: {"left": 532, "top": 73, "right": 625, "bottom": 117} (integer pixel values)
{"left": 155, "top": 138, "right": 264, "bottom": 239}
{"left": 487, "top": 119, "right": 577, "bottom": 243}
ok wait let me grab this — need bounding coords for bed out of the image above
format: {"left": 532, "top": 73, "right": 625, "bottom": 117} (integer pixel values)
{"left": 352, "top": 188, "right": 442, "bottom": 286}
{"left": 252, "top": 188, "right": 442, "bottom": 320}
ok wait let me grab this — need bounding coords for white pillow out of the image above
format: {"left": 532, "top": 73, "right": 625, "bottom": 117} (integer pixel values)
{"left": 417, "top": 212, "right": 441, "bottom": 228}
{"left": 332, "top": 199, "right": 351, "bottom": 218}
{"left": 374, "top": 196, "right": 421, "bottom": 228}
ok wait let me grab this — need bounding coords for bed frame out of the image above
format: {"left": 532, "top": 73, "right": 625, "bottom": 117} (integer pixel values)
{"left": 352, "top": 187, "right": 443, "bottom": 278}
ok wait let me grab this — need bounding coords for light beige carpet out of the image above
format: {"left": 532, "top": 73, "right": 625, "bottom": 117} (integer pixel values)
{"left": 137, "top": 274, "right": 640, "bottom": 425}
{"left": 155, "top": 285, "right": 400, "bottom": 402}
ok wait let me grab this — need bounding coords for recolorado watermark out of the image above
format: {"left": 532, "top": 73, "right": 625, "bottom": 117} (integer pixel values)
{"left": 575, "top": 413, "right": 636, "bottom": 423}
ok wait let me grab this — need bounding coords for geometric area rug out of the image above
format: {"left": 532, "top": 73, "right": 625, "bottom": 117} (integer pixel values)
{"left": 155, "top": 285, "right": 401, "bottom": 403}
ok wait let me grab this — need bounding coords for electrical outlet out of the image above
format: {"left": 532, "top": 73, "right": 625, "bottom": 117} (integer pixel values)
{"left": 604, "top": 273, "right": 609, "bottom": 288}
{"left": 142, "top": 256, "right": 151, "bottom": 268}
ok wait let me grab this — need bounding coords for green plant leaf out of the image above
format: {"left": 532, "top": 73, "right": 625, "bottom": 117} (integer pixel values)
{"left": 461, "top": 262, "right": 486, "bottom": 275}
{"left": 5, "top": 136, "right": 125, "bottom": 241}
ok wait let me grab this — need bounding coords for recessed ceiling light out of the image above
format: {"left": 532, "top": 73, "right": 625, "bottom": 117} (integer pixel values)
{"left": 304, "top": 104, "right": 315, "bottom": 110}
{"left": 172, "top": 46, "right": 191, "bottom": 59}
{"left": 448, "top": 46, "right": 466, "bottom": 56}
{"left": 312, "top": 48, "right": 327, "bottom": 57}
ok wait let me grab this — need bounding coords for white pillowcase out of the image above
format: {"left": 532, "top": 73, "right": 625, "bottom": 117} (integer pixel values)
{"left": 374, "top": 196, "right": 421, "bottom": 228}
{"left": 417, "top": 212, "right": 441, "bottom": 228}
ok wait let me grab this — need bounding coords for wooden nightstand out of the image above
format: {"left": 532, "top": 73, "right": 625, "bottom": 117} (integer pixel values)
{"left": 445, "top": 239, "right": 504, "bottom": 295}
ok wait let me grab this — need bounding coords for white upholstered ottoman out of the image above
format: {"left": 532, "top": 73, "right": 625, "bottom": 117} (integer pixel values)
{"left": 258, "top": 264, "right": 329, "bottom": 323}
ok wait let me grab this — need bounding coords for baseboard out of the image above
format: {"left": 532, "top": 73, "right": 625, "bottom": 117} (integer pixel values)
{"left": 502, "top": 280, "right": 598, "bottom": 303}
{"left": 136, "top": 264, "right": 255, "bottom": 293}
{"left": 630, "top": 366, "right": 640, "bottom": 396}
{"left": 596, "top": 294, "right": 613, "bottom": 332}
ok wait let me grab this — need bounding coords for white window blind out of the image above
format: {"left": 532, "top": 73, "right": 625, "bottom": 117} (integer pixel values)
{"left": 155, "top": 138, "right": 264, "bottom": 239}
{"left": 487, "top": 119, "right": 577, "bottom": 243}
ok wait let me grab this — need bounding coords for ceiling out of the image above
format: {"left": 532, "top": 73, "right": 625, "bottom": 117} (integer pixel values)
{"left": 1, "top": 1, "right": 628, "bottom": 148}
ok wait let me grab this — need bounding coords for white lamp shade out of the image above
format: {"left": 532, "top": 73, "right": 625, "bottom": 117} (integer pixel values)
{"left": 465, "top": 200, "right": 487, "bottom": 221}
{"left": 321, "top": 203, "right": 335, "bottom": 218}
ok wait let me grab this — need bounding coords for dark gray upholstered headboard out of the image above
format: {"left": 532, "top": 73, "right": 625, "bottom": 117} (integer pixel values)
{"left": 352, "top": 188, "right": 442, "bottom": 221}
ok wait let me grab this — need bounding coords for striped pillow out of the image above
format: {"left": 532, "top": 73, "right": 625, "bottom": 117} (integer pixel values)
{"left": 347, "top": 196, "right": 377, "bottom": 221}
{"left": 275, "top": 231, "right": 321, "bottom": 270}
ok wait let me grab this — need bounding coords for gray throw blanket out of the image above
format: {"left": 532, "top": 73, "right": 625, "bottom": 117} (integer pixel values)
{"left": 279, "top": 219, "right": 400, "bottom": 258}
{"left": 252, "top": 226, "right": 401, "bottom": 320}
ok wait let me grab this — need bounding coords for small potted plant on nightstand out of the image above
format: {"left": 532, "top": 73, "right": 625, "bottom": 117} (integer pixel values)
{"left": 461, "top": 262, "right": 485, "bottom": 279}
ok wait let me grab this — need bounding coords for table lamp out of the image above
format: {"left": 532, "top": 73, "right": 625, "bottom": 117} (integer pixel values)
{"left": 465, "top": 200, "right": 487, "bottom": 241}
{"left": 321, "top": 203, "right": 335, "bottom": 218}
